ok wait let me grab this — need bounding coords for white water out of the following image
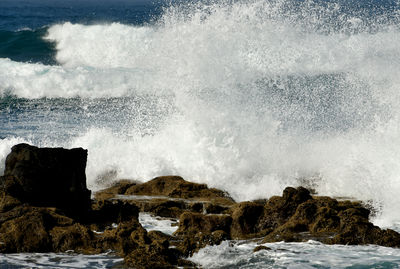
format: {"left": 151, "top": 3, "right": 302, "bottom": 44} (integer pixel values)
{"left": 190, "top": 240, "right": 400, "bottom": 268}
{"left": 1, "top": 0, "right": 400, "bottom": 229}
{"left": 0, "top": 252, "right": 123, "bottom": 268}
{"left": 139, "top": 212, "right": 179, "bottom": 235}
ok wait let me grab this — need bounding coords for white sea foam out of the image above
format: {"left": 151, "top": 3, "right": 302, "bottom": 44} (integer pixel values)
{"left": 0, "top": 137, "right": 30, "bottom": 175}
{"left": 190, "top": 240, "right": 400, "bottom": 268}
{"left": 0, "top": 252, "right": 123, "bottom": 268}
{"left": 139, "top": 212, "right": 178, "bottom": 235}
{"left": 1, "top": 0, "right": 400, "bottom": 228}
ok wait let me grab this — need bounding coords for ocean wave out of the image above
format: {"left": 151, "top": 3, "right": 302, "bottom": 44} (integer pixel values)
{"left": 0, "top": 27, "right": 56, "bottom": 64}
{"left": 2, "top": 0, "right": 400, "bottom": 228}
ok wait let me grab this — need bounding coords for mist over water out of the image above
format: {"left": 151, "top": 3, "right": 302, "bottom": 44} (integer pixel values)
{"left": 1, "top": 0, "right": 400, "bottom": 227}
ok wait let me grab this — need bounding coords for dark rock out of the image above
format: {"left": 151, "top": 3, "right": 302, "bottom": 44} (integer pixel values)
{"left": 50, "top": 223, "right": 95, "bottom": 253}
{"left": 176, "top": 229, "right": 230, "bottom": 256}
{"left": 125, "top": 176, "right": 235, "bottom": 205}
{"left": 260, "top": 189, "right": 400, "bottom": 247}
{"left": 133, "top": 199, "right": 186, "bottom": 219}
{"left": 253, "top": 245, "right": 272, "bottom": 252}
{"left": 204, "top": 203, "right": 229, "bottom": 214}
{"left": 94, "top": 179, "right": 138, "bottom": 200}
{"left": 2, "top": 143, "right": 91, "bottom": 217}
{"left": 90, "top": 199, "right": 139, "bottom": 225}
{"left": 94, "top": 176, "right": 236, "bottom": 220}
{"left": 119, "top": 221, "right": 183, "bottom": 269}
{"left": 2, "top": 143, "right": 400, "bottom": 267}
{"left": 257, "top": 187, "right": 313, "bottom": 232}
{"left": 174, "top": 212, "right": 232, "bottom": 237}
{"left": 230, "top": 202, "right": 264, "bottom": 239}
{"left": 0, "top": 206, "right": 75, "bottom": 253}
{"left": 0, "top": 176, "right": 22, "bottom": 212}
{"left": 251, "top": 199, "right": 268, "bottom": 206}
{"left": 174, "top": 212, "right": 232, "bottom": 256}
{"left": 191, "top": 202, "right": 204, "bottom": 213}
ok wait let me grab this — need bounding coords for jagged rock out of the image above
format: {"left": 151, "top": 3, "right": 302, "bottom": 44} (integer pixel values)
{"left": 96, "top": 176, "right": 235, "bottom": 219}
{"left": 94, "top": 179, "right": 138, "bottom": 200}
{"left": 204, "top": 203, "right": 229, "bottom": 214}
{"left": 175, "top": 212, "right": 232, "bottom": 237}
{"left": 90, "top": 199, "right": 139, "bottom": 226}
{"left": 257, "top": 186, "right": 312, "bottom": 232}
{"left": 0, "top": 206, "right": 75, "bottom": 253}
{"left": 125, "top": 176, "right": 235, "bottom": 205}
{"left": 2, "top": 143, "right": 91, "bottom": 217}
{"left": 174, "top": 212, "right": 232, "bottom": 256}
{"left": 0, "top": 145, "right": 192, "bottom": 267}
{"left": 117, "top": 221, "right": 182, "bottom": 269}
{"left": 230, "top": 202, "right": 265, "bottom": 239}
{"left": 260, "top": 188, "right": 400, "bottom": 247}
{"left": 0, "top": 177, "right": 22, "bottom": 212}
{"left": 176, "top": 229, "right": 230, "bottom": 256}
{"left": 253, "top": 245, "right": 272, "bottom": 252}
{"left": 95, "top": 219, "right": 144, "bottom": 255}
{"left": 50, "top": 223, "right": 95, "bottom": 253}
{"left": 2, "top": 143, "right": 400, "bottom": 267}
{"left": 133, "top": 199, "right": 186, "bottom": 219}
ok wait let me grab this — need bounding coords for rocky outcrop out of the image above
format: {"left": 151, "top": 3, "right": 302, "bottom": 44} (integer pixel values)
{"left": 2, "top": 143, "right": 91, "bottom": 217}
{"left": 94, "top": 179, "right": 138, "bottom": 201}
{"left": 0, "top": 144, "right": 190, "bottom": 268}
{"left": 95, "top": 175, "right": 235, "bottom": 219}
{"left": 230, "top": 202, "right": 265, "bottom": 239}
{"left": 2, "top": 143, "right": 400, "bottom": 268}
{"left": 125, "top": 176, "right": 234, "bottom": 205}
{"left": 259, "top": 188, "right": 400, "bottom": 246}
{"left": 174, "top": 212, "right": 231, "bottom": 256}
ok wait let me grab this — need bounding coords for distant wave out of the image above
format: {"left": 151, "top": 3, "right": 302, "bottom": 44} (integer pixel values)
{"left": 0, "top": 28, "right": 56, "bottom": 64}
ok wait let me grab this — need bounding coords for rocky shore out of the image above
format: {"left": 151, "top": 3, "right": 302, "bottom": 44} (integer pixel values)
{"left": 1, "top": 144, "right": 400, "bottom": 268}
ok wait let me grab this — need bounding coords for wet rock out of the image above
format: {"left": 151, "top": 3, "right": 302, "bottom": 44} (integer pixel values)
{"left": 257, "top": 187, "right": 313, "bottom": 233}
{"left": 125, "top": 176, "right": 235, "bottom": 205}
{"left": 50, "top": 223, "right": 95, "bottom": 253}
{"left": 175, "top": 212, "right": 232, "bottom": 237}
{"left": 133, "top": 199, "right": 186, "bottom": 219}
{"left": 90, "top": 199, "right": 139, "bottom": 226}
{"left": 190, "top": 202, "right": 204, "bottom": 213}
{"left": 95, "top": 219, "right": 144, "bottom": 255}
{"left": 174, "top": 212, "right": 232, "bottom": 256}
{"left": 204, "top": 203, "right": 229, "bottom": 214}
{"left": 0, "top": 206, "right": 75, "bottom": 253}
{"left": 253, "top": 245, "right": 272, "bottom": 252}
{"left": 260, "top": 188, "right": 400, "bottom": 247}
{"left": 94, "top": 179, "right": 138, "bottom": 200}
{"left": 176, "top": 229, "right": 230, "bottom": 256}
{"left": 2, "top": 143, "right": 91, "bottom": 217}
{"left": 0, "top": 145, "right": 192, "bottom": 267}
{"left": 118, "top": 221, "right": 183, "bottom": 269}
{"left": 94, "top": 176, "right": 235, "bottom": 220}
{"left": 230, "top": 202, "right": 264, "bottom": 239}
{"left": 0, "top": 176, "right": 22, "bottom": 213}
{"left": 2, "top": 143, "right": 400, "bottom": 267}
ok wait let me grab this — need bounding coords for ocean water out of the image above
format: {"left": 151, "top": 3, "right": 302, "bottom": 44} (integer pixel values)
{"left": 1, "top": 0, "right": 400, "bottom": 267}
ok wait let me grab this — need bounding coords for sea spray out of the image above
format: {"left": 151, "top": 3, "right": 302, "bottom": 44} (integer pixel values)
{"left": 1, "top": 0, "right": 400, "bottom": 228}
